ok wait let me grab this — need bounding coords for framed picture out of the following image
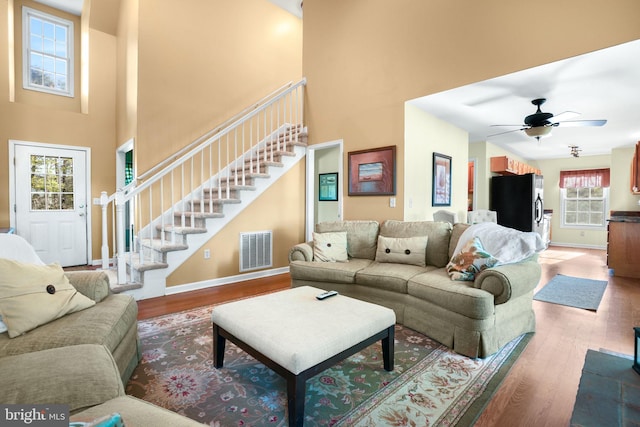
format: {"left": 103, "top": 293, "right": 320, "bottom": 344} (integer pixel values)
{"left": 348, "top": 145, "right": 396, "bottom": 196}
{"left": 318, "top": 172, "right": 338, "bottom": 201}
{"left": 432, "top": 152, "right": 452, "bottom": 206}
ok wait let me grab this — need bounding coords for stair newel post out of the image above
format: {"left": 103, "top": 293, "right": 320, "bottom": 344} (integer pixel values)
{"left": 115, "top": 188, "right": 127, "bottom": 285}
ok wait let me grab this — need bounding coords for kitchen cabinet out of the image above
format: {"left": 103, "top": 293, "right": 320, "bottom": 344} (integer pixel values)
{"left": 490, "top": 156, "right": 541, "bottom": 176}
{"left": 608, "top": 211, "right": 640, "bottom": 278}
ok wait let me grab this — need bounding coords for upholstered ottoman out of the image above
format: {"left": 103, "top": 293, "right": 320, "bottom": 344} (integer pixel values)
{"left": 210, "top": 286, "right": 396, "bottom": 427}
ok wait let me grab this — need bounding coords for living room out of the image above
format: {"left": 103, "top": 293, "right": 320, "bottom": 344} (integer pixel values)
{"left": 2, "top": 0, "right": 640, "bottom": 425}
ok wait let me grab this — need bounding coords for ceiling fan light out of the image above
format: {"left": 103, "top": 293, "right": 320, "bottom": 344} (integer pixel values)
{"left": 524, "top": 126, "right": 552, "bottom": 138}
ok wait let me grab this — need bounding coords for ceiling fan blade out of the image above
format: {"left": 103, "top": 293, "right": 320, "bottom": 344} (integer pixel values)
{"left": 487, "top": 128, "right": 525, "bottom": 138}
{"left": 489, "top": 124, "right": 526, "bottom": 127}
{"left": 550, "top": 111, "right": 580, "bottom": 122}
{"left": 555, "top": 119, "right": 607, "bottom": 127}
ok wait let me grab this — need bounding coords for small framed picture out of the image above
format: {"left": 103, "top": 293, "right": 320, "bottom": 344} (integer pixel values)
{"left": 319, "top": 172, "right": 338, "bottom": 201}
{"left": 348, "top": 145, "right": 396, "bottom": 196}
{"left": 432, "top": 152, "right": 452, "bottom": 206}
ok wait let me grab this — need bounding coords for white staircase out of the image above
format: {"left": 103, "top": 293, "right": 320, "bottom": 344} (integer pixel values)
{"left": 98, "top": 80, "right": 306, "bottom": 299}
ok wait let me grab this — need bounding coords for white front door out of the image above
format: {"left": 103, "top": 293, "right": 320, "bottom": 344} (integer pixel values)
{"left": 14, "top": 143, "right": 89, "bottom": 266}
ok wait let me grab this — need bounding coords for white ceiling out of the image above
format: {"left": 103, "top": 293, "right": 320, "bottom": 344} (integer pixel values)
{"left": 33, "top": 0, "right": 83, "bottom": 15}
{"left": 33, "top": 0, "right": 303, "bottom": 18}
{"left": 409, "top": 39, "right": 640, "bottom": 160}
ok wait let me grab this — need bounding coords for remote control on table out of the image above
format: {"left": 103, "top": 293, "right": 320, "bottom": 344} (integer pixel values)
{"left": 316, "top": 290, "right": 338, "bottom": 300}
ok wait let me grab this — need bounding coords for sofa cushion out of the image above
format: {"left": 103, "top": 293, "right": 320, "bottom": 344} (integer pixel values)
{"left": 356, "top": 261, "right": 434, "bottom": 293}
{"left": 315, "top": 221, "right": 379, "bottom": 260}
{"left": 449, "top": 223, "right": 471, "bottom": 259}
{"left": 289, "top": 259, "right": 372, "bottom": 284}
{"left": 408, "top": 270, "right": 495, "bottom": 320}
{"left": 446, "top": 236, "right": 498, "bottom": 281}
{"left": 375, "top": 235, "right": 428, "bottom": 267}
{"left": 0, "top": 259, "right": 95, "bottom": 338}
{"left": 71, "top": 396, "right": 206, "bottom": 426}
{"left": 0, "top": 293, "right": 137, "bottom": 358}
{"left": 0, "top": 344, "right": 124, "bottom": 412}
{"left": 313, "top": 232, "right": 348, "bottom": 262}
{"left": 380, "top": 220, "right": 451, "bottom": 268}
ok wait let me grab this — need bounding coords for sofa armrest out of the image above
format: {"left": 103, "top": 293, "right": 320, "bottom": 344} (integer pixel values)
{"left": 288, "top": 241, "right": 314, "bottom": 262}
{"left": 474, "top": 255, "right": 541, "bottom": 304}
{"left": 0, "top": 344, "right": 124, "bottom": 413}
{"left": 65, "top": 270, "right": 111, "bottom": 303}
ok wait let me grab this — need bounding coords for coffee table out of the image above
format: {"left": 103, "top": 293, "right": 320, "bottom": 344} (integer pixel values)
{"left": 210, "top": 286, "right": 396, "bottom": 427}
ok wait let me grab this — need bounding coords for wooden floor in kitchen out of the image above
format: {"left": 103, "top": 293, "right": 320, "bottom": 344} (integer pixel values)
{"left": 136, "top": 246, "right": 640, "bottom": 427}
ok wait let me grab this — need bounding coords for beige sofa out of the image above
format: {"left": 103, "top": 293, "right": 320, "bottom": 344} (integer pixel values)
{"left": 0, "top": 234, "right": 203, "bottom": 426}
{"left": 289, "top": 220, "right": 542, "bottom": 358}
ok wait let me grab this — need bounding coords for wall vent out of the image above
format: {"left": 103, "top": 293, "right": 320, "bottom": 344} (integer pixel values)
{"left": 239, "top": 230, "right": 273, "bottom": 272}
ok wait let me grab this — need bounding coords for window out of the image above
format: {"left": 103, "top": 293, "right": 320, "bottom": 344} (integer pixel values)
{"left": 30, "top": 154, "right": 75, "bottom": 211}
{"left": 560, "top": 168, "right": 610, "bottom": 229}
{"left": 22, "top": 7, "right": 74, "bottom": 97}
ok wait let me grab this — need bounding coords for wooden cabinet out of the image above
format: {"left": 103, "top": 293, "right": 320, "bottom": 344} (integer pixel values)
{"left": 631, "top": 141, "right": 640, "bottom": 194}
{"left": 608, "top": 219, "right": 640, "bottom": 278}
{"left": 490, "top": 156, "right": 541, "bottom": 176}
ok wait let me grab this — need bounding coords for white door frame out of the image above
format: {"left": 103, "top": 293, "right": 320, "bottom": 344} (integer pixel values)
{"left": 116, "top": 138, "right": 134, "bottom": 189}
{"left": 8, "top": 140, "right": 92, "bottom": 264}
{"left": 469, "top": 157, "right": 477, "bottom": 212}
{"left": 305, "top": 139, "right": 344, "bottom": 241}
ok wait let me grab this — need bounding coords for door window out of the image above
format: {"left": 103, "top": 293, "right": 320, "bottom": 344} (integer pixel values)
{"left": 30, "top": 155, "right": 74, "bottom": 211}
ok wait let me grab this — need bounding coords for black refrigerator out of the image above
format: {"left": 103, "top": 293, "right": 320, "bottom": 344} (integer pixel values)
{"left": 490, "top": 173, "right": 544, "bottom": 234}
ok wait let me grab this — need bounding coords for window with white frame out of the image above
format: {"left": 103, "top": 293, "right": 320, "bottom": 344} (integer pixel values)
{"left": 22, "top": 7, "right": 74, "bottom": 97}
{"left": 560, "top": 168, "right": 610, "bottom": 229}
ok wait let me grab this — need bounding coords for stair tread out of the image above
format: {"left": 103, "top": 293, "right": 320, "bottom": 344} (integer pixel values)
{"left": 157, "top": 225, "right": 208, "bottom": 234}
{"left": 206, "top": 185, "right": 256, "bottom": 191}
{"left": 140, "top": 238, "right": 188, "bottom": 252}
{"left": 191, "top": 198, "right": 241, "bottom": 204}
{"left": 110, "top": 282, "right": 143, "bottom": 293}
{"left": 172, "top": 211, "right": 225, "bottom": 218}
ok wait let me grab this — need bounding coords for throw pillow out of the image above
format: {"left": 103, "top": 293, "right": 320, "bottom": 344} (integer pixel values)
{"left": 313, "top": 232, "right": 348, "bottom": 262}
{"left": 74, "top": 413, "right": 125, "bottom": 427}
{"left": 0, "top": 259, "right": 96, "bottom": 338}
{"left": 375, "top": 235, "right": 428, "bottom": 267}
{"left": 446, "top": 236, "right": 498, "bottom": 281}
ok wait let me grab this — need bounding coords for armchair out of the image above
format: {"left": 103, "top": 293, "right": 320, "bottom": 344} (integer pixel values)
{"left": 467, "top": 209, "right": 498, "bottom": 224}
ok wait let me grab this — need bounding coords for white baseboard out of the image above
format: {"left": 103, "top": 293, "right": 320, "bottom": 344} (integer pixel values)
{"left": 548, "top": 242, "right": 607, "bottom": 250}
{"left": 165, "top": 266, "right": 290, "bottom": 296}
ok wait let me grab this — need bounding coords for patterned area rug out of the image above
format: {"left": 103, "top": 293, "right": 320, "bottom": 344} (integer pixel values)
{"left": 127, "top": 304, "right": 530, "bottom": 426}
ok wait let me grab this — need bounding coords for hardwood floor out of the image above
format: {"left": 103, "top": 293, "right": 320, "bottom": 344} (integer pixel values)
{"left": 136, "top": 246, "right": 640, "bottom": 426}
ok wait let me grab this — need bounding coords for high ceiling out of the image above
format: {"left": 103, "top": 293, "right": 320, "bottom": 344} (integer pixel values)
{"left": 32, "top": 2, "right": 637, "bottom": 161}
{"left": 409, "top": 39, "right": 640, "bottom": 160}
{"left": 33, "top": 0, "right": 303, "bottom": 18}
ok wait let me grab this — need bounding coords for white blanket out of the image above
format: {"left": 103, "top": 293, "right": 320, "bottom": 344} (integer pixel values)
{"left": 453, "top": 222, "right": 546, "bottom": 265}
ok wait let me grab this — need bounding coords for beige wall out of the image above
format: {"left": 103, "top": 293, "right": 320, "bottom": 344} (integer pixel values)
{"left": 135, "top": 0, "right": 302, "bottom": 175}
{"left": 404, "top": 103, "right": 468, "bottom": 222}
{"left": 116, "top": 0, "right": 137, "bottom": 146}
{"left": 303, "top": 0, "right": 640, "bottom": 225}
{"left": 610, "top": 146, "right": 640, "bottom": 211}
{"left": 0, "top": 0, "right": 117, "bottom": 260}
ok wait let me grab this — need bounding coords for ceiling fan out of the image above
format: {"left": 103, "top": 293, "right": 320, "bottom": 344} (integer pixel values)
{"left": 569, "top": 145, "right": 582, "bottom": 157}
{"left": 489, "top": 98, "right": 607, "bottom": 141}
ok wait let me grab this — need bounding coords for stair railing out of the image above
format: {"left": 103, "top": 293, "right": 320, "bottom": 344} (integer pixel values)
{"left": 99, "top": 78, "right": 306, "bottom": 285}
